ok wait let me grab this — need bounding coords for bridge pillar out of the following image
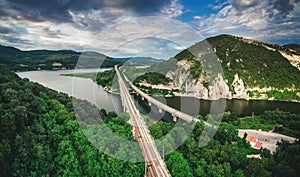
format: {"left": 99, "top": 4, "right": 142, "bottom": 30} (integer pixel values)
{"left": 142, "top": 96, "right": 145, "bottom": 101}
{"left": 172, "top": 115, "right": 177, "bottom": 122}
{"left": 158, "top": 108, "right": 162, "bottom": 113}
{"left": 148, "top": 102, "right": 151, "bottom": 106}
{"left": 136, "top": 93, "right": 139, "bottom": 96}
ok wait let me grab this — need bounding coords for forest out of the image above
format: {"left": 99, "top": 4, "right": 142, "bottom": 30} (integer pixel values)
{"left": 1, "top": 64, "right": 300, "bottom": 176}
{"left": 0, "top": 65, "right": 144, "bottom": 176}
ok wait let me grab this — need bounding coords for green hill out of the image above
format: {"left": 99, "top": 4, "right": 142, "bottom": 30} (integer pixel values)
{"left": 176, "top": 34, "right": 300, "bottom": 89}
{"left": 133, "top": 34, "right": 300, "bottom": 101}
{"left": 283, "top": 44, "right": 300, "bottom": 55}
{"left": 0, "top": 45, "right": 123, "bottom": 71}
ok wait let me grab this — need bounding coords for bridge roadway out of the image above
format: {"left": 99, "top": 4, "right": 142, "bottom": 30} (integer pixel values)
{"left": 115, "top": 66, "right": 171, "bottom": 177}
{"left": 120, "top": 70, "right": 201, "bottom": 123}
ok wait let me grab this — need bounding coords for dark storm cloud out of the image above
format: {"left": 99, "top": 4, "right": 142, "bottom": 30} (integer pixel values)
{"left": 42, "top": 27, "right": 66, "bottom": 39}
{"left": 0, "top": 0, "right": 172, "bottom": 23}
{"left": 272, "top": 0, "right": 295, "bottom": 18}
{"left": 0, "top": 26, "right": 11, "bottom": 34}
{"left": 1, "top": 34, "right": 32, "bottom": 45}
{"left": 232, "top": 0, "right": 297, "bottom": 17}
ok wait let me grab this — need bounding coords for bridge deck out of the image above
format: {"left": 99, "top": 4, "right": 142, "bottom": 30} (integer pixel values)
{"left": 121, "top": 70, "right": 200, "bottom": 123}
{"left": 115, "top": 66, "right": 171, "bottom": 177}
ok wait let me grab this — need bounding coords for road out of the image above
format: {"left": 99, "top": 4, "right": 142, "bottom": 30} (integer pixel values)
{"left": 115, "top": 66, "right": 171, "bottom": 177}
{"left": 121, "top": 69, "right": 201, "bottom": 123}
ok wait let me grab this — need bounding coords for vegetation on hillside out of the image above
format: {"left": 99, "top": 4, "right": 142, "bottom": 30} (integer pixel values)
{"left": 150, "top": 111, "right": 300, "bottom": 177}
{"left": 1, "top": 63, "right": 300, "bottom": 176}
{"left": 247, "top": 89, "right": 300, "bottom": 101}
{"left": 282, "top": 44, "right": 300, "bottom": 55}
{"left": 0, "top": 45, "right": 123, "bottom": 71}
{"left": 133, "top": 72, "right": 172, "bottom": 85}
{"left": 0, "top": 65, "right": 144, "bottom": 176}
{"left": 173, "top": 34, "right": 300, "bottom": 90}
{"left": 95, "top": 69, "right": 116, "bottom": 88}
{"left": 220, "top": 109, "right": 300, "bottom": 138}
{"left": 208, "top": 35, "right": 300, "bottom": 89}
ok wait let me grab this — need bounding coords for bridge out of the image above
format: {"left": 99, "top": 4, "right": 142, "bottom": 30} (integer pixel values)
{"left": 115, "top": 66, "right": 171, "bottom": 177}
{"left": 120, "top": 69, "right": 201, "bottom": 123}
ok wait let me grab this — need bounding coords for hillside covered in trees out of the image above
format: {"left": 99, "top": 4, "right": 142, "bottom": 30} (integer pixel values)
{"left": 1, "top": 63, "right": 300, "bottom": 176}
{"left": 0, "top": 65, "right": 144, "bottom": 176}
{"left": 134, "top": 35, "right": 300, "bottom": 101}
{"left": 205, "top": 35, "right": 300, "bottom": 89}
{"left": 0, "top": 44, "right": 123, "bottom": 71}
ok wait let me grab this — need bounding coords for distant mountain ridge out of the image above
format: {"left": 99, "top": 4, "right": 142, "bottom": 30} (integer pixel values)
{"left": 0, "top": 44, "right": 122, "bottom": 71}
{"left": 114, "top": 56, "right": 164, "bottom": 62}
{"left": 283, "top": 44, "right": 300, "bottom": 54}
{"left": 0, "top": 45, "right": 162, "bottom": 71}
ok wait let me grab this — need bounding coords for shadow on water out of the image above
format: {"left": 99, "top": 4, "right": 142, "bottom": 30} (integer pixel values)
{"left": 133, "top": 94, "right": 300, "bottom": 122}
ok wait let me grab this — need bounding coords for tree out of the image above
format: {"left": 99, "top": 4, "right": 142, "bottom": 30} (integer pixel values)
{"left": 166, "top": 151, "right": 193, "bottom": 177}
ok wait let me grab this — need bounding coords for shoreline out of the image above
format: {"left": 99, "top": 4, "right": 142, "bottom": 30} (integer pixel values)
{"left": 104, "top": 87, "right": 300, "bottom": 103}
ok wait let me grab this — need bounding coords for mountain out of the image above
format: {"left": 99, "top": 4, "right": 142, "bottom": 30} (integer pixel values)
{"left": 113, "top": 56, "right": 163, "bottom": 66}
{"left": 136, "top": 34, "right": 300, "bottom": 101}
{"left": 283, "top": 44, "right": 300, "bottom": 54}
{"left": 114, "top": 56, "right": 163, "bottom": 62}
{"left": 0, "top": 45, "right": 124, "bottom": 71}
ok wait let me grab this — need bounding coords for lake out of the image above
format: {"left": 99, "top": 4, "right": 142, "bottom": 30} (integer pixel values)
{"left": 17, "top": 69, "right": 300, "bottom": 121}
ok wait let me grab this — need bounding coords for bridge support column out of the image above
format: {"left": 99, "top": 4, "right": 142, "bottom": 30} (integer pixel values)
{"left": 172, "top": 115, "right": 177, "bottom": 122}
{"left": 158, "top": 108, "right": 162, "bottom": 113}
{"left": 148, "top": 102, "right": 151, "bottom": 106}
{"left": 142, "top": 96, "right": 145, "bottom": 100}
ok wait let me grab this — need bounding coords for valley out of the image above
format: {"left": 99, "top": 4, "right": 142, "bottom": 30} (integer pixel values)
{"left": 2, "top": 34, "right": 300, "bottom": 177}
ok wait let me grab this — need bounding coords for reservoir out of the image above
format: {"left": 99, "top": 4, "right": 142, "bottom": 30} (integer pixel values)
{"left": 17, "top": 69, "right": 300, "bottom": 120}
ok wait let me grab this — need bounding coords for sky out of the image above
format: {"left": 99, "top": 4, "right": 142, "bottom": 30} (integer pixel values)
{"left": 0, "top": 0, "right": 299, "bottom": 59}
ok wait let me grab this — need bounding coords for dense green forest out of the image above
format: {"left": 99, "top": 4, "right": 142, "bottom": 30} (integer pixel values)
{"left": 62, "top": 69, "right": 117, "bottom": 89}
{"left": 133, "top": 72, "right": 172, "bottom": 85}
{"left": 1, "top": 64, "right": 300, "bottom": 176}
{"left": 0, "top": 65, "right": 144, "bottom": 176}
{"left": 215, "top": 110, "right": 300, "bottom": 138}
{"left": 150, "top": 119, "right": 300, "bottom": 177}
{"left": 0, "top": 45, "right": 123, "bottom": 71}
{"left": 95, "top": 69, "right": 117, "bottom": 89}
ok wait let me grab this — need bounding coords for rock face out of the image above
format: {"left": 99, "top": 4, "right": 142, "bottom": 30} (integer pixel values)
{"left": 231, "top": 74, "right": 247, "bottom": 98}
{"left": 166, "top": 60, "right": 208, "bottom": 99}
{"left": 166, "top": 60, "right": 232, "bottom": 100}
{"left": 208, "top": 73, "right": 231, "bottom": 99}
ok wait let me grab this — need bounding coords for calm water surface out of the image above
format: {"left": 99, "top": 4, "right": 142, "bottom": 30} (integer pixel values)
{"left": 17, "top": 69, "right": 300, "bottom": 120}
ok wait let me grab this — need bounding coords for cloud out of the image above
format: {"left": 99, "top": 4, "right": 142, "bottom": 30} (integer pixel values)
{"left": 0, "top": 15, "right": 200, "bottom": 59}
{"left": 0, "top": 26, "right": 11, "bottom": 34}
{"left": 0, "top": 0, "right": 191, "bottom": 59}
{"left": 161, "top": 0, "right": 184, "bottom": 18}
{"left": 232, "top": 0, "right": 260, "bottom": 10}
{"left": 194, "top": 0, "right": 300, "bottom": 44}
{"left": 0, "top": 0, "right": 175, "bottom": 24}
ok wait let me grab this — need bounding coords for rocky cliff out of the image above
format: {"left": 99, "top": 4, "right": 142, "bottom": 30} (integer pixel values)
{"left": 141, "top": 34, "right": 300, "bottom": 101}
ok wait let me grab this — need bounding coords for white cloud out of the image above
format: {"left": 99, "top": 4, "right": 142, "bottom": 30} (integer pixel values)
{"left": 0, "top": 16, "right": 202, "bottom": 59}
{"left": 161, "top": 0, "right": 184, "bottom": 18}
{"left": 194, "top": 0, "right": 300, "bottom": 44}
